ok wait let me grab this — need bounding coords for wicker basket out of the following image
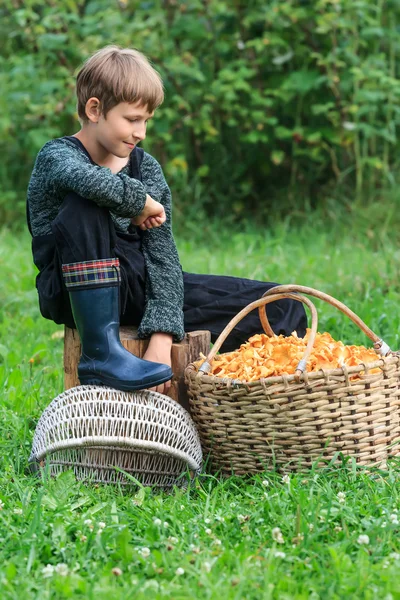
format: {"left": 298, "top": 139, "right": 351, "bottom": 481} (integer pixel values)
{"left": 185, "top": 285, "right": 400, "bottom": 474}
{"left": 29, "top": 386, "right": 203, "bottom": 488}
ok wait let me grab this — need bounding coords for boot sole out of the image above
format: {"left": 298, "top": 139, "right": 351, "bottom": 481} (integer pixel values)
{"left": 79, "top": 373, "right": 172, "bottom": 392}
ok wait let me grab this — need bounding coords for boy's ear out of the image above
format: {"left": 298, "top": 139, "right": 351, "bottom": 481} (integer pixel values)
{"left": 85, "top": 97, "right": 102, "bottom": 123}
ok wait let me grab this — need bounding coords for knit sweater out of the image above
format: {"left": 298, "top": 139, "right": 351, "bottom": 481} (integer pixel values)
{"left": 27, "top": 137, "right": 185, "bottom": 342}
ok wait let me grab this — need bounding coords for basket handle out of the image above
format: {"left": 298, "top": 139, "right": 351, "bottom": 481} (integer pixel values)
{"left": 199, "top": 292, "right": 319, "bottom": 380}
{"left": 259, "top": 284, "right": 391, "bottom": 356}
{"left": 198, "top": 284, "right": 392, "bottom": 380}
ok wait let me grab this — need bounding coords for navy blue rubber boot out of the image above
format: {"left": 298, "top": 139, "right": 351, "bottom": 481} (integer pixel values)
{"left": 69, "top": 286, "right": 173, "bottom": 392}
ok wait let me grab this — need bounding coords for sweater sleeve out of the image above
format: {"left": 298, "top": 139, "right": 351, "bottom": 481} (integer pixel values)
{"left": 35, "top": 139, "right": 147, "bottom": 218}
{"left": 137, "top": 154, "right": 185, "bottom": 342}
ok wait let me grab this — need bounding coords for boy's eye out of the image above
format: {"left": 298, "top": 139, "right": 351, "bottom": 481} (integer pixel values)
{"left": 126, "top": 118, "right": 150, "bottom": 124}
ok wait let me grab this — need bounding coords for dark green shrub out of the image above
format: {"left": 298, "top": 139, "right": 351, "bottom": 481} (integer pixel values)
{"left": 1, "top": 0, "right": 400, "bottom": 227}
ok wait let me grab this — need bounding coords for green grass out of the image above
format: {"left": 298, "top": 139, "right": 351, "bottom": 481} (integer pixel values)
{"left": 1, "top": 204, "right": 400, "bottom": 599}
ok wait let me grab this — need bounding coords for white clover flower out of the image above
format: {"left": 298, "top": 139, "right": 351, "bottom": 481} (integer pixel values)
{"left": 213, "top": 538, "right": 222, "bottom": 546}
{"left": 308, "top": 523, "right": 314, "bottom": 531}
{"left": 13, "top": 508, "right": 22, "bottom": 515}
{"left": 204, "top": 517, "right": 211, "bottom": 524}
{"left": 175, "top": 567, "right": 185, "bottom": 576}
{"left": 237, "top": 514, "right": 249, "bottom": 523}
{"left": 79, "top": 534, "right": 87, "bottom": 542}
{"left": 272, "top": 527, "right": 284, "bottom": 544}
{"left": 98, "top": 522, "right": 106, "bottom": 529}
{"left": 84, "top": 519, "right": 94, "bottom": 530}
{"left": 163, "top": 522, "right": 169, "bottom": 528}
{"left": 337, "top": 492, "right": 346, "bottom": 504}
{"left": 230, "top": 502, "right": 236, "bottom": 508}
{"left": 153, "top": 518, "right": 162, "bottom": 526}
{"left": 237, "top": 40, "right": 245, "bottom": 50}
{"left": 334, "top": 526, "right": 343, "bottom": 533}
{"left": 390, "top": 552, "right": 400, "bottom": 560}
{"left": 203, "top": 561, "right": 212, "bottom": 572}
{"left": 180, "top": 505, "right": 185, "bottom": 510}
{"left": 205, "top": 528, "right": 212, "bottom": 535}
{"left": 262, "top": 480, "right": 269, "bottom": 487}
{"left": 381, "top": 521, "right": 387, "bottom": 528}
{"left": 390, "top": 514, "right": 399, "bottom": 525}
{"left": 55, "top": 563, "right": 69, "bottom": 577}
{"left": 357, "top": 534, "right": 370, "bottom": 545}
{"left": 168, "top": 536, "right": 178, "bottom": 544}
{"left": 274, "top": 551, "right": 286, "bottom": 558}
{"left": 282, "top": 475, "right": 290, "bottom": 485}
{"left": 41, "top": 564, "right": 54, "bottom": 578}
{"left": 111, "top": 567, "right": 122, "bottom": 576}
{"left": 140, "top": 547, "right": 151, "bottom": 558}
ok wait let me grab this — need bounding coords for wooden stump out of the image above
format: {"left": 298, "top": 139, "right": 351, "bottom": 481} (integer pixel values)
{"left": 63, "top": 326, "right": 210, "bottom": 410}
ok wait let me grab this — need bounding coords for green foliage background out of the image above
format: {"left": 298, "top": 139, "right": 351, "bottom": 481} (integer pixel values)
{"left": 1, "top": 0, "right": 400, "bottom": 226}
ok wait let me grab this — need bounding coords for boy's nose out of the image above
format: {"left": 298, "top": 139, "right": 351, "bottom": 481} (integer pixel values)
{"left": 133, "top": 123, "right": 146, "bottom": 141}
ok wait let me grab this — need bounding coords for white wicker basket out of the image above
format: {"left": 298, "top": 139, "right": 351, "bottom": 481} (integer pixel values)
{"left": 29, "top": 386, "right": 203, "bottom": 488}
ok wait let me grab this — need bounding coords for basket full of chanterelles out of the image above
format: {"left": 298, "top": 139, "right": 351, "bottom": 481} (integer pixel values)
{"left": 185, "top": 285, "right": 400, "bottom": 474}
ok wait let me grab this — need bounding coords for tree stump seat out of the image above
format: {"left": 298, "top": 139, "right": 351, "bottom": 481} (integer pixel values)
{"left": 63, "top": 326, "right": 211, "bottom": 411}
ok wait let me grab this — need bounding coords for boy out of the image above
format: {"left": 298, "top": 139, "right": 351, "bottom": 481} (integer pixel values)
{"left": 27, "top": 46, "right": 306, "bottom": 394}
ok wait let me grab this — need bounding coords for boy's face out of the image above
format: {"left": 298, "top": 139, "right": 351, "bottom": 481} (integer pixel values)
{"left": 88, "top": 100, "right": 154, "bottom": 158}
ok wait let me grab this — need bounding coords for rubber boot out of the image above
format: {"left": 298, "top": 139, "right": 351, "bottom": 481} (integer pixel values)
{"left": 69, "top": 286, "right": 173, "bottom": 391}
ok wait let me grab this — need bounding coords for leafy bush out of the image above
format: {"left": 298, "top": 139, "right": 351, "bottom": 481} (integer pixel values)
{"left": 1, "top": 0, "right": 400, "bottom": 227}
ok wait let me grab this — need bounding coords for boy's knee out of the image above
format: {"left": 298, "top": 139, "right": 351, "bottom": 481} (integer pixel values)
{"left": 51, "top": 191, "right": 115, "bottom": 263}
{"left": 53, "top": 192, "right": 110, "bottom": 230}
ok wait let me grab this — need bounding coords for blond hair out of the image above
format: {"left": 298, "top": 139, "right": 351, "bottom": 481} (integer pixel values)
{"left": 76, "top": 45, "right": 164, "bottom": 121}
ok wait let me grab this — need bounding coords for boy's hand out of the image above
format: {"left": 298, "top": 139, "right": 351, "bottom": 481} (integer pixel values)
{"left": 132, "top": 194, "right": 166, "bottom": 230}
{"left": 139, "top": 214, "right": 165, "bottom": 231}
{"left": 143, "top": 332, "right": 173, "bottom": 395}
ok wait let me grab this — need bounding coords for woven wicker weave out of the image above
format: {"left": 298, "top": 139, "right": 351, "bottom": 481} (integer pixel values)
{"left": 185, "top": 285, "right": 400, "bottom": 474}
{"left": 30, "top": 386, "right": 203, "bottom": 488}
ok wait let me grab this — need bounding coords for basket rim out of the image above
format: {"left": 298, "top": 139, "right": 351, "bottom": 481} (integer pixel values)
{"left": 185, "top": 354, "right": 400, "bottom": 387}
{"left": 48, "top": 386, "right": 189, "bottom": 411}
{"left": 29, "top": 436, "right": 202, "bottom": 472}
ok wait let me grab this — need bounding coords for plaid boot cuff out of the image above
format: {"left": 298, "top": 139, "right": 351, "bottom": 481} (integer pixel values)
{"left": 62, "top": 258, "right": 120, "bottom": 290}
